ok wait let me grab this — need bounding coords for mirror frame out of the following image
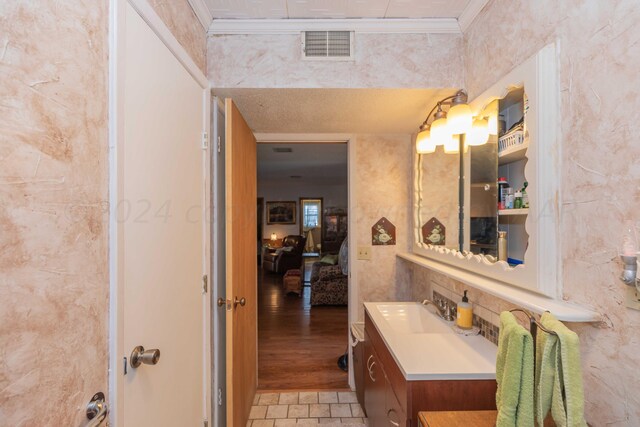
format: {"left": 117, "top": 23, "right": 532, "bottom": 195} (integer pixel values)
{"left": 412, "top": 43, "right": 561, "bottom": 298}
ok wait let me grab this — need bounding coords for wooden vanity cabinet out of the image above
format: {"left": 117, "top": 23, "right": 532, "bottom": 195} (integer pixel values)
{"left": 364, "top": 337, "right": 407, "bottom": 426}
{"left": 363, "top": 312, "right": 497, "bottom": 427}
{"left": 352, "top": 336, "right": 366, "bottom": 414}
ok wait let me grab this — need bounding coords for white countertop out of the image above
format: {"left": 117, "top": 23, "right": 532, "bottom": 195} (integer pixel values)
{"left": 364, "top": 302, "right": 497, "bottom": 381}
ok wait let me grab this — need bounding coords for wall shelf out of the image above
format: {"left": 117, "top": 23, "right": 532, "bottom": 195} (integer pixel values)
{"left": 398, "top": 252, "right": 601, "bottom": 322}
{"left": 498, "top": 208, "right": 528, "bottom": 216}
{"left": 498, "top": 141, "right": 528, "bottom": 165}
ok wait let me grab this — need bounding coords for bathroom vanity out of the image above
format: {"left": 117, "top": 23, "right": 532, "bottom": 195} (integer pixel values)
{"left": 361, "top": 302, "right": 498, "bottom": 427}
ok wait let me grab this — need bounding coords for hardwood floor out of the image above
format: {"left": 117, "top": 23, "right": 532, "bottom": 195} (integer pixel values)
{"left": 258, "top": 261, "right": 349, "bottom": 391}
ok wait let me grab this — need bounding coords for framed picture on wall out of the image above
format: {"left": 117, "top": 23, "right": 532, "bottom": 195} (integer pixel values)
{"left": 266, "top": 201, "right": 296, "bottom": 224}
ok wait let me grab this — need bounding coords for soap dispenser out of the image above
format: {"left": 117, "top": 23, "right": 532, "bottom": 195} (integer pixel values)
{"left": 457, "top": 290, "right": 473, "bottom": 330}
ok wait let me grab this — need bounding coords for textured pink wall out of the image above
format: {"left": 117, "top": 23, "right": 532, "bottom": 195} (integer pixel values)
{"left": 149, "top": 0, "right": 207, "bottom": 73}
{"left": 0, "top": 0, "right": 206, "bottom": 424}
{"left": 0, "top": 1, "right": 109, "bottom": 425}
{"left": 354, "top": 134, "right": 413, "bottom": 321}
{"left": 462, "top": 1, "right": 640, "bottom": 424}
{"left": 208, "top": 33, "right": 464, "bottom": 89}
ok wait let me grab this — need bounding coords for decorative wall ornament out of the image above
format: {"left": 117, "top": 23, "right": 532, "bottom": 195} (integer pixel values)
{"left": 422, "top": 217, "right": 446, "bottom": 245}
{"left": 372, "top": 217, "right": 396, "bottom": 246}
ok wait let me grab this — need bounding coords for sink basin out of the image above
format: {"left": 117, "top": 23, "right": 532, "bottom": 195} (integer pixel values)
{"left": 375, "top": 303, "right": 454, "bottom": 334}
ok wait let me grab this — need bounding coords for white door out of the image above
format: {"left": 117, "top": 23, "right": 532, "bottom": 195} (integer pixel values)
{"left": 121, "top": 3, "right": 207, "bottom": 425}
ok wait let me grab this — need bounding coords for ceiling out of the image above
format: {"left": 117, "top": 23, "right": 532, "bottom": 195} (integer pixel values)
{"left": 205, "top": 0, "right": 473, "bottom": 20}
{"left": 258, "top": 143, "right": 348, "bottom": 185}
{"left": 214, "top": 88, "right": 456, "bottom": 134}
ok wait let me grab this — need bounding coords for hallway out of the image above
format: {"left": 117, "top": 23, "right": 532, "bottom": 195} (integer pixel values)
{"left": 258, "top": 263, "right": 349, "bottom": 391}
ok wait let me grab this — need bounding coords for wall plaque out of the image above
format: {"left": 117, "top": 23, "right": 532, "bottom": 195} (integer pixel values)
{"left": 372, "top": 217, "right": 396, "bottom": 246}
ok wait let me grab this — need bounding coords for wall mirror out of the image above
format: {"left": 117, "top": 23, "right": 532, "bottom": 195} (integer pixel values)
{"left": 416, "top": 141, "right": 462, "bottom": 251}
{"left": 412, "top": 43, "right": 561, "bottom": 298}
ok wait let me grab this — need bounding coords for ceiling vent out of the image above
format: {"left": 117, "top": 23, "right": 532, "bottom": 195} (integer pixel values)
{"left": 272, "top": 147, "right": 293, "bottom": 153}
{"left": 302, "top": 31, "right": 353, "bottom": 60}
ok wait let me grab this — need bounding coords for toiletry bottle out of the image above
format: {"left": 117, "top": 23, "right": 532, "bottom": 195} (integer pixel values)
{"left": 505, "top": 188, "right": 514, "bottom": 209}
{"left": 457, "top": 290, "right": 473, "bottom": 330}
{"left": 514, "top": 191, "right": 522, "bottom": 209}
{"left": 521, "top": 181, "right": 529, "bottom": 208}
{"left": 498, "top": 231, "right": 507, "bottom": 261}
{"left": 498, "top": 177, "right": 509, "bottom": 209}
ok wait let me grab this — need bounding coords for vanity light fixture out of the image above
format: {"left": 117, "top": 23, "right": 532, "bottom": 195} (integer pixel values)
{"left": 447, "top": 91, "right": 473, "bottom": 134}
{"left": 430, "top": 106, "right": 450, "bottom": 146}
{"left": 467, "top": 117, "right": 490, "bottom": 146}
{"left": 443, "top": 135, "right": 460, "bottom": 154}
{"left": 416, "top": 123, "right": 436, "bottom": 154}
{"left": 415, "top": 89, "right": 485, "bottom": 154}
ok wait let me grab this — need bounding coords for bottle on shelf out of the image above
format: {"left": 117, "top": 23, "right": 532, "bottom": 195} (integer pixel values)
{"left": 514, "top": 191, "right": 523, "bottom": 209}
{"left": 521, "top": 181, "right": 529, "bottom": 208}
{"left": 505, "top": 188, "right": 515, "bottom": 209}
{"left": 498, "top": 177, "right": 509, "bottom": 210}
{"left": 498, "top": 231, "right": 508, "bottom": 261}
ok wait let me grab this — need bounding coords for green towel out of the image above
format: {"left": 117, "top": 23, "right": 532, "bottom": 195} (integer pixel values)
{"left": 536, "top": 312, "right": 587, "bottom": 427}
{"left": 496, "top": 311, "right": 535, "bottom": 427}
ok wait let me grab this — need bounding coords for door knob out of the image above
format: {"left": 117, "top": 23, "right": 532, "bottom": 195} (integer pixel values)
{"left": 233, "top": 297, "right": 246, "bottom": 308}
{"left": 130, "top": 346, "right": 160, "bottom": 368}
{"left": 217, "top": 297, "right": 226, "bottom": 307}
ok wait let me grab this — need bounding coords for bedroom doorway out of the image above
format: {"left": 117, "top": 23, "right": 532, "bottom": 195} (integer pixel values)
{"left": 299, "top": 197, "right": 322, "bottom": 255}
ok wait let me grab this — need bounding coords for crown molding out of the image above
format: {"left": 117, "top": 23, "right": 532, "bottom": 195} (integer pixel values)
{"left": 458, "top": 0, "right": 490, "bottom": 33}
{"left": 207, "top": 18, "right": 461, "bottom": 35}
{"left": 188, "top": 0, "right": 213, "bottom": 29}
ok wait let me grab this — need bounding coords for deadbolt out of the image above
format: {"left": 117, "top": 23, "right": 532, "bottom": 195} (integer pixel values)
{"left": 130, "top": 346, "right": 160, "bottom": 368}
{"left": 233, "top": 297, "right": 246, "bottom": 308}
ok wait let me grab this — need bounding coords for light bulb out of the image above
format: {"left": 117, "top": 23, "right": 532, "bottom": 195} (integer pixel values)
{"left": 416, "top": 129, "right": 436, "bottom": 154}
{"left": 431, "top": 116, "right": 449, "bottom": 146}
{"left": 443, "top": 135, "right": 460, "bottom": 154}
{"left": 467, "top": 117, "right": 490, "bottom": 146}
{"left": 447, "top": 103, "right": 472, "bottom": 134}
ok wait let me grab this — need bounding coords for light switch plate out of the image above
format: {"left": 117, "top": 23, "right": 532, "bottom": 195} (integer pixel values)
{"left": 357, "top": 246, "right": 371, "bottom": 260}
{"left": 625, "top": 287, "right": 640, "bottom": 311}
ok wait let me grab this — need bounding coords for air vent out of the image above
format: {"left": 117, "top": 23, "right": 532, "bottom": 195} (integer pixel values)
{"left": 272, "top": 147, "right": 293, "bottom": 153}
{"left": 302, "top": 31, "right": 353, "bottom": 60}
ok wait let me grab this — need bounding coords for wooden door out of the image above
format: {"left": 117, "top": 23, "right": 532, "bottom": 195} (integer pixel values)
{"left": 122, "top": 3, "right": 206, "bottom": 425}
{"left": 225, "top": 99, "right": 258, "bottom": 426}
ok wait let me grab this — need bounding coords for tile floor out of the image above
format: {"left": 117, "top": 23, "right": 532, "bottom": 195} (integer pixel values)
{"left": 248, "top": 391, "right": 367, "bottom": 426}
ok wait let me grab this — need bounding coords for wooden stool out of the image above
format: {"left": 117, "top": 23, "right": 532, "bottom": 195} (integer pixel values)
{"left": 283, "top": 269, "right": 302, "bottom": 296}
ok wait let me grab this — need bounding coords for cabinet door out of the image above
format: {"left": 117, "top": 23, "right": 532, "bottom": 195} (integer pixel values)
{"left": 364, "top": 340, "right": 386, "bottom": 427}
{"left": 385, "top": 384, "right": 408, "bottom": 427}
{"left": 353, "top": 341, "right": 366, "bottom": 415}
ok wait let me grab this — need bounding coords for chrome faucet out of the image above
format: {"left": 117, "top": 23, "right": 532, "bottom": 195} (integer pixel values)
{"left": 421, "top": 299, "right": 456, "bottom": 322}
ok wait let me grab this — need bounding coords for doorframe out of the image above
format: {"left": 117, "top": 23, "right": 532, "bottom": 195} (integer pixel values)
{"left": 255, "top": 133, "right": 358, "bottom": 389}
{"left": 108, "top": 1, "right": 212, "bottom": 425}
